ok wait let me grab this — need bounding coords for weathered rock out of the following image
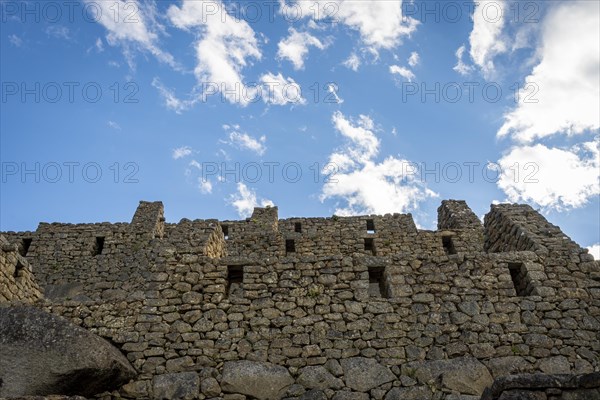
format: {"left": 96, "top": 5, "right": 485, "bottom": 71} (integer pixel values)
{"left": 221, "top": 360, "right": 294, "bottom": 400}
{"left": 0, "top": 306, "right": 136, "bottom": 397}
{"left": 539, "top": 356, "right": 571, "bottom": 374}
{"left": 299, "top": 389, "right": 328, "bottom": 400}
{"left": 413, "top": 357, "right": 493, "bottom": 395}
{"left": 297, "top": 366, "right": 344, "bottom": 390}
{"left": 152, "top": 372, "right": 200, "bottom": 400}
{"left": 480, "top": 372, "right": 600, "bottom": 400}
{"left": 485, "top": 357, "right": 531, "bottom": 378}
{"left": 331, "top": 392, "right": 369, "bottom": 400}
{"left": 340, "top": 357, "right": 395, "bottom": 392}
{"left": 121, "top": 380, "right": 150, "bottom": 397}
{"left": 201, "top": 377, "right": 221, "bottom": 397}
{"left": 384, "top": 386, "right": 433, "bottom": 400}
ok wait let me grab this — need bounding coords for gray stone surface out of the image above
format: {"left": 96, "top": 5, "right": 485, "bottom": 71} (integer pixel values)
{"left": 340, "top": 357, "right": 395, "bottom": 392}
{"left": 221, "top": 360, "right": 294, "bottom": 399}
{"left": 414, "top": 357, "right": 493, "bottom": 395}
{"left": 384, "top": 386, "right": 433, "bottom": 400}
{"left": 0, "top": 306, "right": 136, "bottom": 397}
{"left": 152, "top": 372, "right": 200, "bottom": 400}
{"left": 297, "top": 366, "right": 344, "bottom": 390}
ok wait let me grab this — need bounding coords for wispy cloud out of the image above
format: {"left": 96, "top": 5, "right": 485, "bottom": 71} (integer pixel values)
{"left": 107, "top": 121, "right": 121, "bottom": 130}
{"left": 343, "top": 52, "right": 361, "bottom": 71}
{"left": 222, "top": 125, "right": 267, "bottom": 155}
{"left": 152, "top": 78, "right": 195, "bottom": 114}
{"left": 172, "top": 146, "right": 193, "bottom": 160}
{"left": 46, "top": 26, "right": 71, "bottom": 40}
{"left": 8, "top": 34, "right": 23, "bottom": 47}
{"left": 408, "top": 51, "right": 420, "bottom": 67}
{"left": 390, "top": 65, "right": 415, "bottom": 82}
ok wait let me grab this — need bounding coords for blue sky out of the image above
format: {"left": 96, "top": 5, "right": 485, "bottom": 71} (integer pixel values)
{"left": 1, "top": 0, "right": 599, "bottom": 256}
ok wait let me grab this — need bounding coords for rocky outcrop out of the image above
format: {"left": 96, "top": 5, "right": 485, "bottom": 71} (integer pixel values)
{"left": 0, "top": 306, "right": 136, "bottom": 397}
{"left": 221, "top": 360, "right": 294, "bottom": 399}
{"left": 481, "top": 372, "right": 600, "bottom": 400}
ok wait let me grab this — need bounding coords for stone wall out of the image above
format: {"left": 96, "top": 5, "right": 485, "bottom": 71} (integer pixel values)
{"left": 0, "top": 234, "right": 42, "bottom": 303}
{"left": 1, "top": 200, "right": 599, "bottom": 399}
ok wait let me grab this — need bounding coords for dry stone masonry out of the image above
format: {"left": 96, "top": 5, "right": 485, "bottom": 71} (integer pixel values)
{"left": 0, "top": 199, "right": 599, "bottom": 400}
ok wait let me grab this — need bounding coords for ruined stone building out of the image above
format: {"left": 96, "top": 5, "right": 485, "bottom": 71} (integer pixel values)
{"left": 1, "top": 200, "right": 599, "bottom": 400}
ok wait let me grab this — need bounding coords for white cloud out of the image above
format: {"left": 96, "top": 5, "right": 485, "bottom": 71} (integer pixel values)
{"left": 343, "top": 52, "right": 361, "bottom": 71}
{"left": 389, "top": 65, "right": 415, "bottom": 82}
{"left": 321, "top": 111, "right": 437, "bottom": 215}
{"left": 587, "top": 244, "right": 600, "bottom": 260}
{"left": 152, "top": 78, "right": 195, "bottom": 114}
{"left": 467, "top": 0, "right": 508, "bottom": 79}
{"left": 222, "top": 126, "right": 267, "bottom": 155}
{"left": 107, "top": 121, "right": 121, "bottom": 130}
{"left": 497, "top": 141, "right": 600, "bottom": 211}
{"left": 408, "top": 51, "right": 420, "bottom": 67}
{"left": 280, "top": 0, "right": 418, "bottom": 51}
{"left": 497, "top": 1, "right": 600, "bottom": 143}
{"left": 46, "top": 26, "right": 71, "bottom": 40}
{"left": 8, "top": 34, "right": 23, "bottom": 47}
{"left": 84, "top": 0, "right": 176, "bottom": 69}
{"left": 168, "top": 0, "right": 261, "bottom": 106}
{"left": 95, "top": 37, "right": 104, "bottom": 52}
{"left": 277, "top": 28, "right": 328, "bottom": 70}
{"left": 172, "top": 146, "right": 193, "bottom": 160}
{"left": 327, "top": 83, "right": 344, "bottom": 104}
{"left": 453, "top": 44, "right": 474, "bottom": 75}
{"left": 259, "top": 72, "right": 306, "bottom": 106}
{"left": 229, "top": 183, "right": 274, "bottom": 218}
{"left": 198, "top": 177, "right": 213, "bottom": 194}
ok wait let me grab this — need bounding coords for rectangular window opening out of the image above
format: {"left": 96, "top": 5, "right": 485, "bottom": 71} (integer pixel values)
{"left": 364, "top": 238, "right": 376, "bottom": 255}
{"left": 366, "top": 219, "right": 375, "bottom": 234}
{"left": 227, "top": 265, "right": 244, "bottom": 297}
{"left": 20, "top": 238, "right": 32, "bottom": 256}
{"left": 286, "top": 239, "right": 296, "bottom": 254}
{"left": 14, "top": 261, "right": 25, "bottom": 279}
{"left": 93, "top": 236, "right": 105, "bottom": 256}
{"left": 442, "top": 236, "right": 457, "bottom": 255}
{"left": 222, "top": 225, "right": 229, "bottom": 240}
{"left": 368, "top": 267, "right": 387, "bottom": 297}
{"left": 294, "top": 222, "right": 302, "bottom": 233}
{"left": 508, "top": 262, "right": 531, "bottom": 296}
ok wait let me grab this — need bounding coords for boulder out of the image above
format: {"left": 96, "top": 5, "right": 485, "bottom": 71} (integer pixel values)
{"left": 297, "top": 366, "right": 344, "bottom": 390}
{"left": 539, "top": 356, "right": 571, "bottom": 374}
{"left": 485, "top": 357, "right": 532, "bottom": 378}
{"left": 300, "top": 389, "right": 328, "bottom": 400}
{"left": 0, "top": 306, "right": 136, "bottom": 397}
{"left": 385, "top": 386, "right": 433, "bottom": 400}
{"left": 221, "top": 360, "right": 294, "bottom": 400}
{"left": 331, "top": 392, "right": 369, "bottom": 400}
{"left": 413, "top": 357, "right": 493, "bottom": 395}
{"left": 152, "top": 372, "right": 200, "bottom": 400}
{"left": 340, "top": 357, "right": 396, "bottom": 392}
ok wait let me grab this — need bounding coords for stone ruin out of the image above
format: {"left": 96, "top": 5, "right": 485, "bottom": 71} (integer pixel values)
{"left": 0, "top": 199, "right": 599, "bottom": 400}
